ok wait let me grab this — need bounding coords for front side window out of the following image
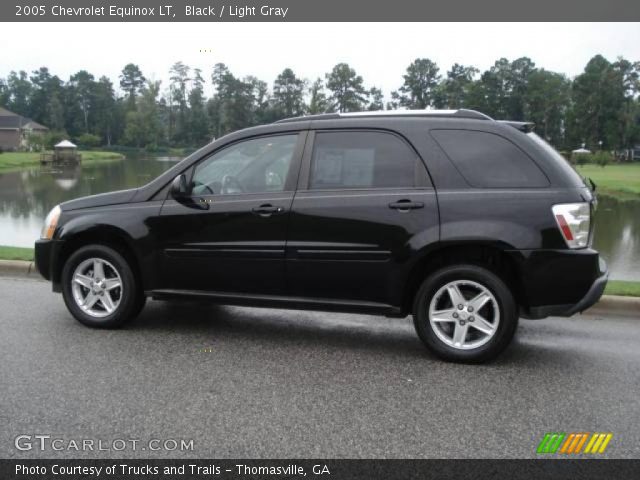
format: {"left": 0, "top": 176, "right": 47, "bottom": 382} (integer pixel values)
{"left": 309, "top": 131, "right": 421, "bottom": 190}
{"left": 192, "top": 134, "right": 298, "bottom": 195}
{"left": 431, "top": 129, "right": 549, "bottom": 188}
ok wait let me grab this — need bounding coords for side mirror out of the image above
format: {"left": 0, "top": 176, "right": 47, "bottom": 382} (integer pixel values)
{"left": 170, "top": 174, "right": 190, "bottom": 198}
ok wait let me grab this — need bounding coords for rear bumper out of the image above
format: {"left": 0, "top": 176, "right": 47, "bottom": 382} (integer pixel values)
{"left": 509, "top": 249, "right": 608, "bottom": 320}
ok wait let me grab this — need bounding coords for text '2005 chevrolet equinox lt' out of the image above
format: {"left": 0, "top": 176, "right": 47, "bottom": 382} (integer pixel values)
{"left": 35, "top": 109, "right": 608, "bottom": 362}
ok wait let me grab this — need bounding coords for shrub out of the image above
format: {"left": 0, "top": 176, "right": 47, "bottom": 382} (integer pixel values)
{"left": 593, "top": 151, "right": 613, "bottom": 168}
{"left": 573, "top": 153, "right": 592, "bottom": 166}
{"left": 76, "top": 133, "right": 101, "bottom": 148}
{"left": 42, "top": 130, "right": 70, "bottom": 150}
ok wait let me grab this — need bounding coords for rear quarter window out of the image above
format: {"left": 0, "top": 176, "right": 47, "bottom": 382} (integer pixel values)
{"left": 431, "top": 129, "right": 549, "bottom": 188}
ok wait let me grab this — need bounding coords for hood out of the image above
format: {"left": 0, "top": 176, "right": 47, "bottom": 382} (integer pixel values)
{"left": 60, "top": 188, "right": 139, "bottom": 211}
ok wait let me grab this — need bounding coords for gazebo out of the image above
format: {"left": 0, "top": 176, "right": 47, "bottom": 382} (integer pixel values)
{"left": 41, "top": 140, "right": 82, "bottom": 165}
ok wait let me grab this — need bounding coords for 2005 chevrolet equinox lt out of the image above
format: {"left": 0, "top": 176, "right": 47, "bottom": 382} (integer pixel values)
{"left": 35, "top": 109, "right": 608, "bottom": 362}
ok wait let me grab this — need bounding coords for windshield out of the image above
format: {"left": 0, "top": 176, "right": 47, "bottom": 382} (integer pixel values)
{"left": 526, "top": 132, "right": 588, "bottom": 188}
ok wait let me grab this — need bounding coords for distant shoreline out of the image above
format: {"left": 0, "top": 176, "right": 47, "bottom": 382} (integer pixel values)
{"left": 0, "top": 151, "right": 125, "bottom": 173}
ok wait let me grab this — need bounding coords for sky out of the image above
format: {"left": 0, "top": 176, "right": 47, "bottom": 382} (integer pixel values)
{"left": 1, "top": 22, "right": 639, "bottom": 98}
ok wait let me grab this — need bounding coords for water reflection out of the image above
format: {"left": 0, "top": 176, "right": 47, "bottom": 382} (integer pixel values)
{"left": 0, "top": 157, "right": 638, "bottom": 281}
{"left": 593, "top": 196, "right": 640, "bottom": 281}
{"left": 0, "top": 156, "right": 179, "bottom": 247}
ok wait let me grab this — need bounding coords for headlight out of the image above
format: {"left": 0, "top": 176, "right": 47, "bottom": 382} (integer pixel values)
{"left": 40, "top": 205, "right": 61, "bottom": 240}
{"left": 552, "top": 202, "right": 590, "bottom": 249}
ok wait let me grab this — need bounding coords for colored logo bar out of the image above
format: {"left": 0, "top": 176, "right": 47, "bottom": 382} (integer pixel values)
{"left": 537, "top": 433, "right": 612, "bottom": 454}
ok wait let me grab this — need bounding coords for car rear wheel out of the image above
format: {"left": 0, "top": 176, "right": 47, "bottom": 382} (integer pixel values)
{"left": 61, "top": 244, "right": 142, "bottom": 328}
{"left": 413, "top": 264, "right": 518, "bottom": 363}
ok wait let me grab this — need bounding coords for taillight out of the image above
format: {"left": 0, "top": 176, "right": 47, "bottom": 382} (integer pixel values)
{"left": 552, "top": 203, "right": 590, "bottom": 249}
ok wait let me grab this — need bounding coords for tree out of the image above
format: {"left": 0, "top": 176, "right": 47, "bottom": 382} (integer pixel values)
{"left": 124, "top": 81, "right": 163, "bottom": 148}
{"left": 438, "top": 64, "right": 479, "bottom": 108}
{"left": 188, "top": 68, "right": 210, "bottom": 145}
{"left": 169, "top": 61, "right": 191, "bottom": 144}
{"left": 308, "top": 78, "right": 328, "bottom": 114}
{"left": 397, "top": 58, "right": 441, "bottom": 109}
{"left": 6, "top": 70, "right": 32, "bottom": 116}
{"left": 67, "top": 70, "right": 96, "bottom": 133}
{"left": 119, "top": 64, "right": 146, "bottom": 110}
{"left": 210, "top": 63, "right": 256, "bottom": 135}
{"left": 93, "top": 76, "right": 117, "bottom": 146}
{"left": 367, "top": 87, "right": 385, "bottom": 111}
{"left": 568, "top": 55, "right": 626, "bottom": 149}
{"left": 325, "top": 63, "right": 368, "bottom": 112}
{"left": 476, "top": 57, "right": 536, "bottom": 120}
{"left": 29, "top": 67, "right": 65, "bottom": 130}
{"left": 525, "top": 69, "right": 570, "bottom": 146}
{"left": 0, "top": 78, "right": 9, "bottom": 107}
{"left": 613, "top": 57, "right": 640, "bottom": 149}
{"left": 272, "top": 68, "right": 306, "bottom": 118}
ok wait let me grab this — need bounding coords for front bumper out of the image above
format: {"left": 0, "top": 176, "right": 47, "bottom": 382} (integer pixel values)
{"left": 34, "top": 239, "right": 64, "bottom": 288}
{"left": 509, "top": 249, "right": 608, "bottom": 319}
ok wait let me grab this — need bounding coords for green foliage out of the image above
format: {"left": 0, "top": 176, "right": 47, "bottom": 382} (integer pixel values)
{"left": 573, "top": 153, "right": 592, "bottom": 166}
{"left": 308, "top": 78, "right": 328, "bottom": 114}
{"left": 593, "top": 151, "right": 613, "bottom": 168}
{"left": 1, "top": 55, "right": 638, "bottom": 152}
{"left": 325, "top": 63, "right": 368, "bottom": 112}
{"left": 42, "top": 130, "right": 69, "bottom": 150}
{"left": 272, "top": 68, "right": 307, "bottom": 118}
{"left": 26, "top": 132, "right": 46, "bottom": 151}
{"left": 396, "top": 58, "right": 441, "bottom": 109}
{"left": 76, "top": 133, "right": 101, "bottom": 148}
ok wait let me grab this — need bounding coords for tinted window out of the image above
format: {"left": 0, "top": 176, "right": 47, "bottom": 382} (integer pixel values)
{"left": 192, "top": 135, "right": 297, "bottom": 195}
{"left": 432, "top": 129, "right": 549, "bottom": 188}
{"left": 309, "top": 131, "right": 420, "bottom": 189}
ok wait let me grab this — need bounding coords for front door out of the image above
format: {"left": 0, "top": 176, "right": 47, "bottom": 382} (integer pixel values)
{"left": 286, "top": 130, "right": 439, "bottom": 307}
{"left": 155, "top": 132, "right": 306, "bottom": 295}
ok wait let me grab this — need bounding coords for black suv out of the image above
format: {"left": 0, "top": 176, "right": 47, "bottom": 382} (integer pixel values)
{"left": 35, "top": 109, "right": 608, "bottom": 362}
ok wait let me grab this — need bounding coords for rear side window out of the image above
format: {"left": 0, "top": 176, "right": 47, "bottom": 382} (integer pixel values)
{"left": 431, "top": 129, "right": 549, "bottom": 188}
{"left": 309, "top": 131, "right": 422, "bottom": 189}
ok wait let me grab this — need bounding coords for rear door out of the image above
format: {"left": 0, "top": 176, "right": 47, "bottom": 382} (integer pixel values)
{"left": 285, "top": 129, "right": 439, "bottom": 307}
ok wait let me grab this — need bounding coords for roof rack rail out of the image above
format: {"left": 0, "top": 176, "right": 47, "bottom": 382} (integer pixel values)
{"left": 274, "top": 109, "right": 492, "bottom": 124}
{"left": 275, "top": 113, "right": 339, "bottom": 124}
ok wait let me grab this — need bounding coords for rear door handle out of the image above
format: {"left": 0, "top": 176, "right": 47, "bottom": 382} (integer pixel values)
{"left": 252, "top": 204, "right": 285, "bottom": 217}
{"left": 389, "top": 200, "right": 424, "bottom": 211}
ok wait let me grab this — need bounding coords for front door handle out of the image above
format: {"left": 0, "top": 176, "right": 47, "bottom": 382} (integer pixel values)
{"left": 252, "top": 204, "right": 285, "bottom": 217}
{"left": 389, "top": 199, "right": 424, "bottom": 212}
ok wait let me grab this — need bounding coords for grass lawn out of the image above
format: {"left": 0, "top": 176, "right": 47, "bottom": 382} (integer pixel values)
{"left": 0, "top": 150, "right": 124, "bottom": 173}
{"left": 604, "top": 280, "right": 640, "bottom": 298}
{"left": 576, "top": 163, "right": 640, "bottom": 199}
{"left": 0, "top": 245, "right": 34, "bottom": 261}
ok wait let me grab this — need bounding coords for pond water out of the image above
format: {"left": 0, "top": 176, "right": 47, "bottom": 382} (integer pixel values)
{"left": 0, "top": 156, "right": 638, "bottom": 281}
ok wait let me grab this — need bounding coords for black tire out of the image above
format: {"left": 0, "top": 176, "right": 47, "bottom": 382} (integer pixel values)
{"left": 412, "top": 264, "right": 518, "bottom": 363}
{"left": 61, "top": 244, "right": 142, "bottom": 328}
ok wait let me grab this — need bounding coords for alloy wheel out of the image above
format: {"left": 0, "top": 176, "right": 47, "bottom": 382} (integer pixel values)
{"left": 71, "top": 257, "right": 123, "bottom": 318}
{"left": 428, "top": 279, "right": 500, "bottom": 350}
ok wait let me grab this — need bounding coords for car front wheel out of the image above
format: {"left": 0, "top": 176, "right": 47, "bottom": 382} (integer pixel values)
{"left": 413, "top": 264, "right": 518, "bottom": 363}
{"left": 61, "top": 244, "right": 142, "bottom": 328}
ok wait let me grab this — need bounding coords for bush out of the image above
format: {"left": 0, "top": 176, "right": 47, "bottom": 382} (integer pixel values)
{"left": 42, "top": 130, "right": 69, "bottom": 150}
{"left": 26, "top": 132, "right": 46, "bottom": 151}
{"left": 76, "top": 133, "right": 101, "bottom": 148}
{"left": 573, "top": 153, "right": 592, "bottom": 166}
{"left": 593, "top": 151, "right": 613, "bottom": 168}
